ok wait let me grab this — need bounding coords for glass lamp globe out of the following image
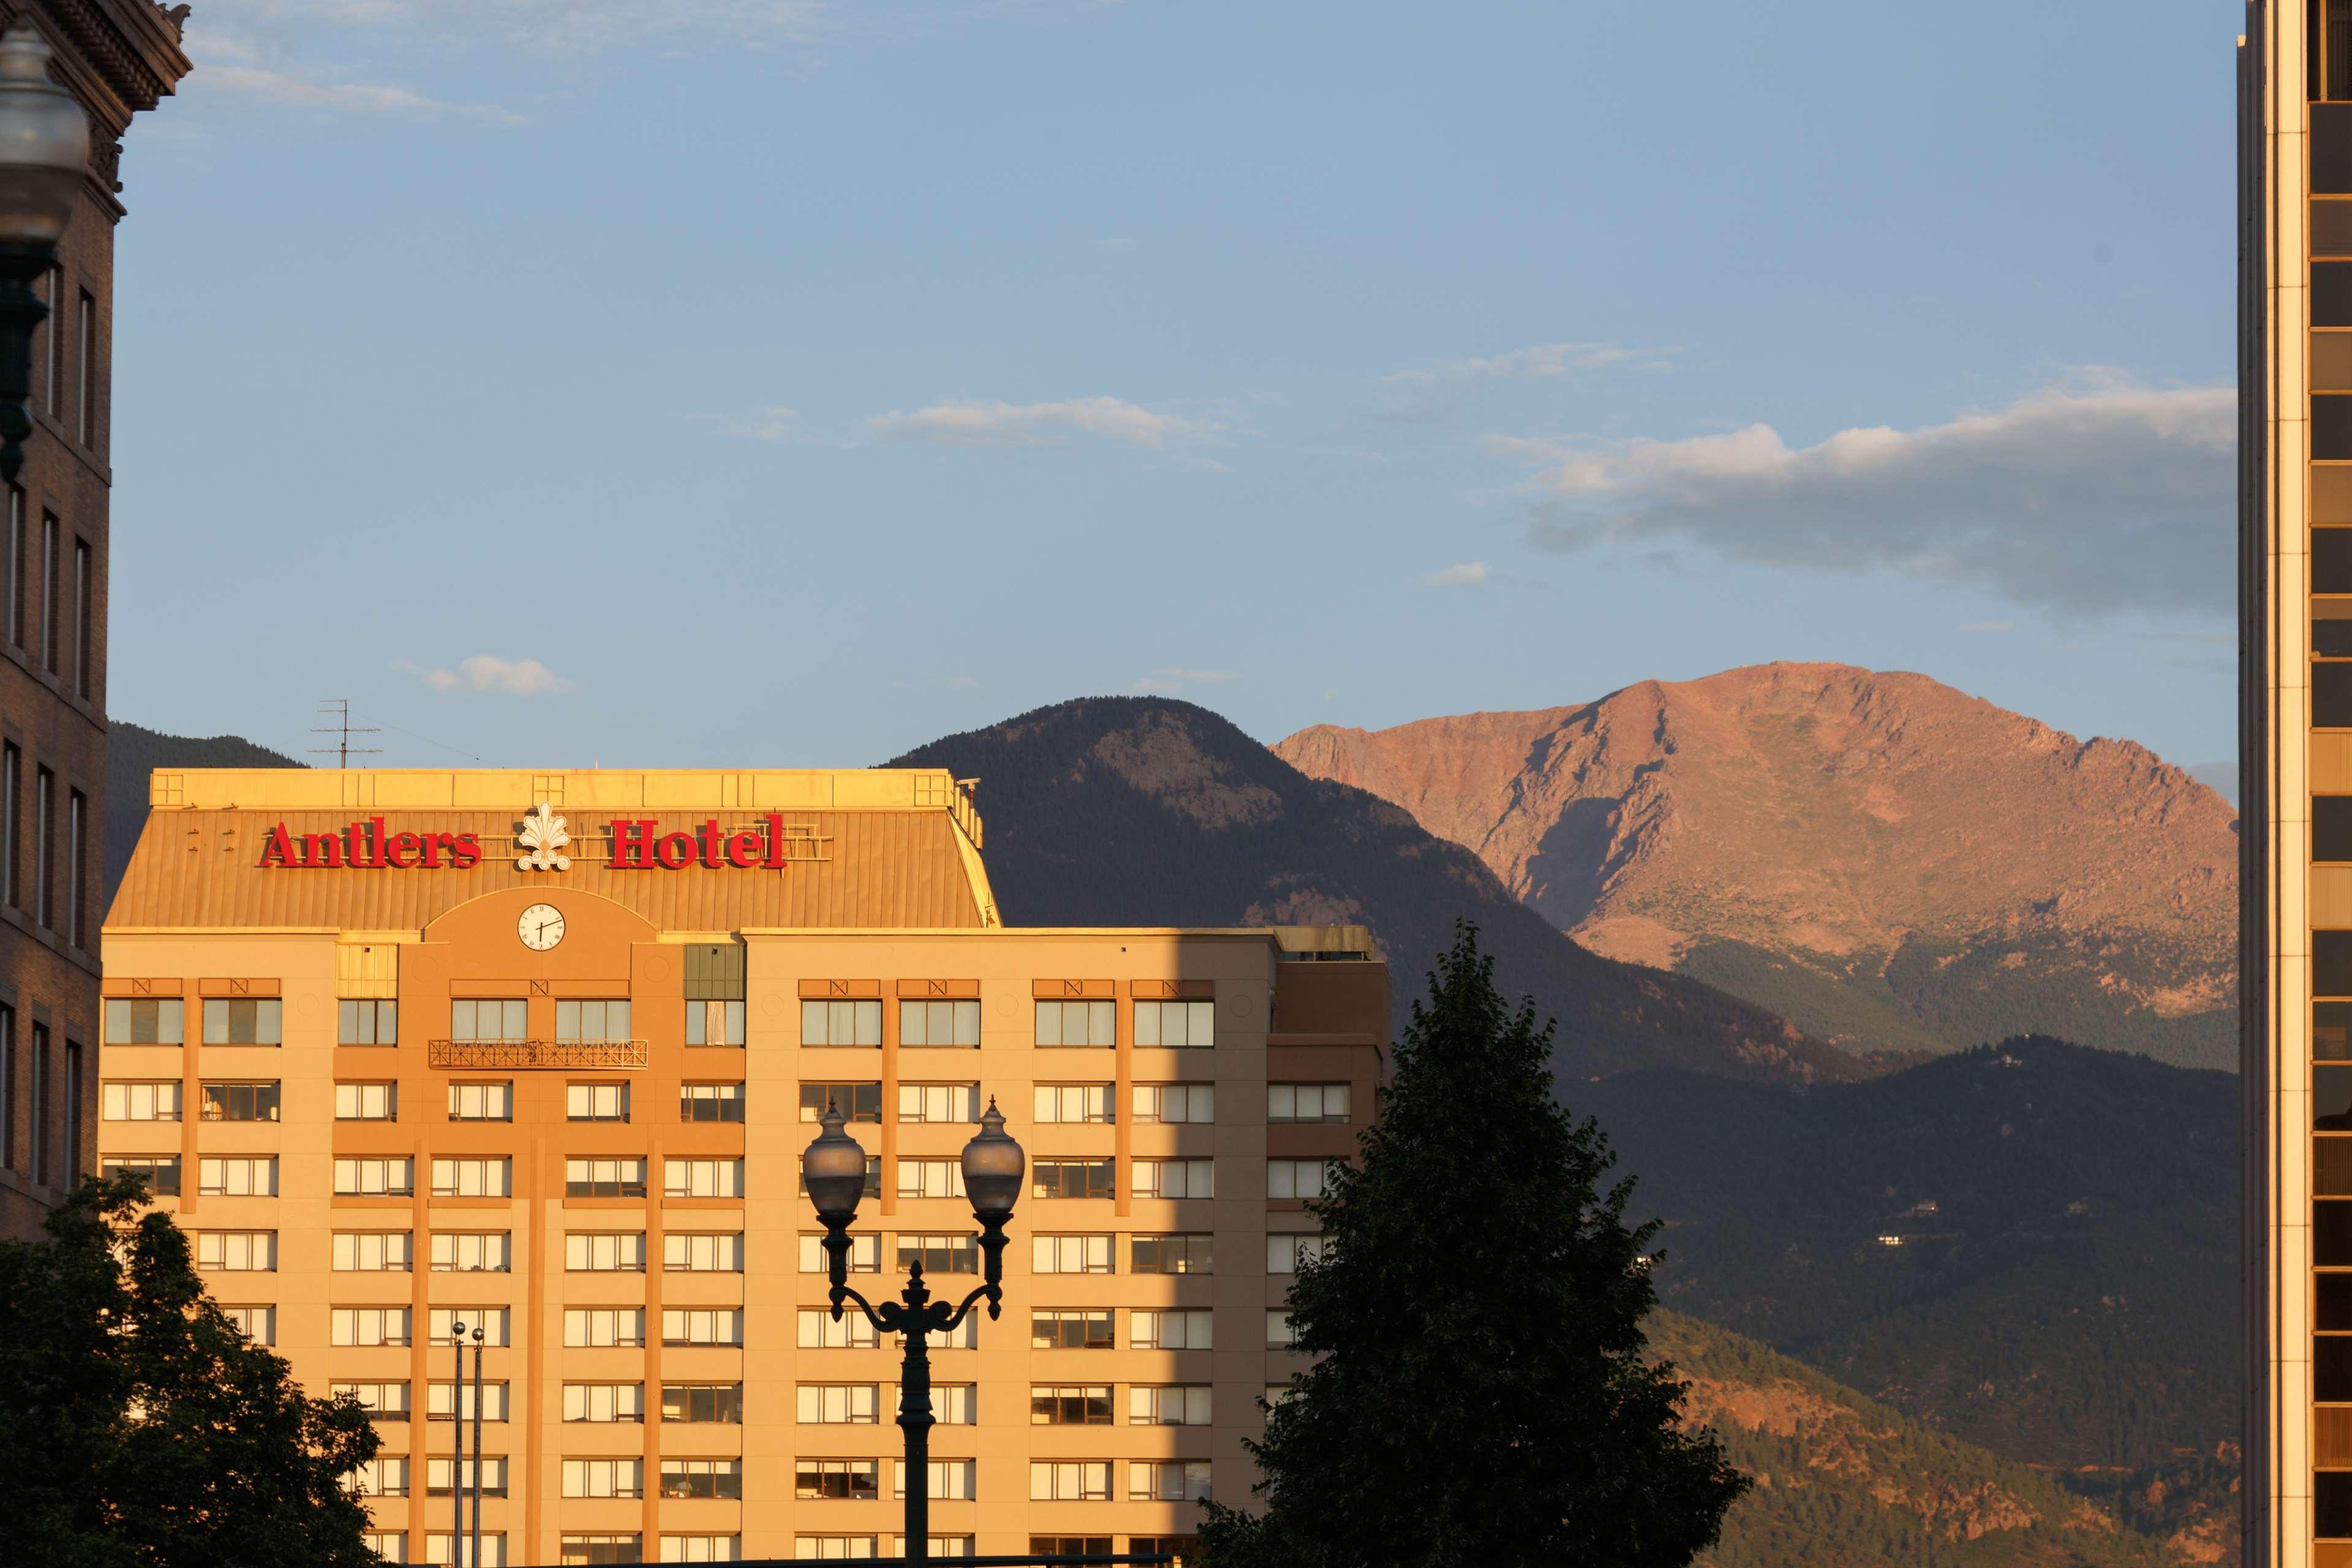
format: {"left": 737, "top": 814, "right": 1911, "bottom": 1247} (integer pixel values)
{"left": 801, "top": 1103, "right": 869, "bottom": 1224}
{"left": 0, "top": 27, "right": 85, "bottom": 247}
{"left": 960, "top": 1098, "right": 1025, "bottom": 1223}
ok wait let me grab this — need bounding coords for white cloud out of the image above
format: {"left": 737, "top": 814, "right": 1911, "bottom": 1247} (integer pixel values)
{"left": 415, "top": 655, "right": 575, "bottom": 696}
{"left": 712, "top": 405, "right": 804, "bottom": 440}
{"left": 1509, "top": 374, "right": 2234, "bottom": 616}
{"left": 1961, "top": 619, "right": 2016, "bottom": 633}
{"left": 868, "top": 396, "right": 1216, "bottom": 449}
{"left": 190, "top": 62, "right": 520, "bottom": 119}
{"left": 1428, "top": 561, "right": 1489, "bottom": 587}
{"left": 1392, "top": 341, "right": 1679, "bottom": 383}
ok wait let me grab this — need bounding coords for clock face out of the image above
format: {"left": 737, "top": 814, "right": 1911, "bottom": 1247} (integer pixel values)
{"left": 518, "top": 903, "right": 566, "bottom": 951}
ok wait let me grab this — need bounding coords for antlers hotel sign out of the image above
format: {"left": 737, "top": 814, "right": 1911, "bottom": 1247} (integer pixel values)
{"left": 255, "top": 804, "right": 823, "bottom": 872}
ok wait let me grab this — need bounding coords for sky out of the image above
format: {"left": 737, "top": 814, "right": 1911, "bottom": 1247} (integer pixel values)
{"left": 106, "top": 0, "right": 2241, "bottom": 787}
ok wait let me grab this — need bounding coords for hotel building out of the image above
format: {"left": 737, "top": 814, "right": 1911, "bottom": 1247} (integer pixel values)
{"left": 96, "top": 766, "right": 1388, "bottom": 1565}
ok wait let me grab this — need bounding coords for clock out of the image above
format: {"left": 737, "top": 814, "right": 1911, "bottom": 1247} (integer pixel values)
{"left": 518, "top": 903, "right": 566, "bottom": 951}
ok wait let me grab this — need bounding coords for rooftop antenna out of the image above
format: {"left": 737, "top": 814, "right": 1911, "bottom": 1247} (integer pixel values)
{"left": 310, "top": 698, "right": 382, "bottom": 769}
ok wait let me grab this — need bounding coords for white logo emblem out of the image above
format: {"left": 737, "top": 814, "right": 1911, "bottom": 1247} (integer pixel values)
{"left": 516, "top": 802, "right": 571, "bottom": 872}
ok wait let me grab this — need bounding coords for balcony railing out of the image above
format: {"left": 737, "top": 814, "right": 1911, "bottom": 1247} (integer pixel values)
{"left": 426, "top": 1038, "right": 648, "bottom": 1071}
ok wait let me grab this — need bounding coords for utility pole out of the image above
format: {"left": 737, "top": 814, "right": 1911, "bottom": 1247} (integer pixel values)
{"left": 309, "top": 699, "right": 381, "bottom": 769}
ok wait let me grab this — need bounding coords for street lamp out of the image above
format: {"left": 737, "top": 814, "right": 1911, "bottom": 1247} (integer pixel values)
{"left": 0, "top": 24, "right": 85, "bottom": 484}
{"left": 804, "top": 1098, "right": 1023, "bottom": 1568}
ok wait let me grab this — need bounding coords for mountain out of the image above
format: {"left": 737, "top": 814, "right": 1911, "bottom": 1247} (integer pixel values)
{"left": 1274, "top": 662, "right": 2238, "bottom": 1071}
{"left": 890, "top": 696, "right": 1870, "bottom": 1083}
{"left": 103, "top": 720, "right": 302, "bottom": 904}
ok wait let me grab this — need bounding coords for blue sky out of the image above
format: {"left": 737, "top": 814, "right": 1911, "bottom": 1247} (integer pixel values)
{"left": 108, "top": 0, "right": 2239, "bottom": 785}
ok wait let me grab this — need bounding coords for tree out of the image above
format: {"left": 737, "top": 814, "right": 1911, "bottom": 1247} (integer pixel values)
{"left": 1199, "top": 922, "right": 1751, "bottom": 1567}
{"left": 0, "top": 1172, "right": 382, "bottom": 1568}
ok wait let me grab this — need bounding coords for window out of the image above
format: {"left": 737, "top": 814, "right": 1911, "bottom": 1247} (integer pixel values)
{"left": 102, "top": 1154, "right": 181, "bottom": 1196}
{"left": 565, "top": 1308, "right": 646, "bottom": 1347}
{"left": 1, "top": 744, "right": 14, "bottom": 908}
{"left": 424, "top": 1537, "right": 506, "bottom": 1568}
{"left": 70, "top": 540, "right": 88, "bottom": 699}
{"left": 428, "top": 1306, "right": 510, "bottom": 1346}
{"left": 201, "top": 1155, "right": 279, "bottom": 1196}
{"left": 1032, "top": 1542, "right": 1113, "bottom": 1563}
{"left": 661, "top": 1538, "right": 741, "bottom": 1565}
{"left": 348, "top": 1457, "right": 410, "bottom": 1498}
{"left": 662, "top": 1458, "right": 742, "bottom": 1501}
{"left": 903, "top": 1384, "right": 974, "bottom": 1425}
{"left": 333, "top": 1232, "right": 413, "bottom": 1271}
{"left": 564, "top": 1382, "right": 646, "bottom": 1423}
{"left": 563, "top": 1458, "right": 644, "bottom": 1499}
{"left": 894, "top": 1460, "right": 976, "bottom": 1500}
{"left": 665, "top": 1232, "right": 744, "bottom": 1272}
{"left": 105, "top": 998, "right": 183, "bottom": 1044}
{"left": 663, "top": 1308, "right": 742, "bottom": 1346}
{"left": 797, "top": 1384, "right": 878, "bottom": 1424}
{"left": 426, "top": 1381, "right": 510, "bottom": 1422}
{"left": 801, "top": 999, "right": 880, "bottom": 1047}
{"left": 1029, "top": 1461, "right": 1112, "bottom": 1501}
{"left": 1270, "top": 1159, "right": 1338, "bottom": 1200}
{"left": 666, "top": 1382, "right": 744, "bottom": 1423}
{"left": 334, "top": 1381, "right": 411, "bottom": 1420}
{"left": 1268, "top": 1234, "right": 1327, "bottom": 1273}
{"left": 64, "top": 790, "right": 81, "bottom": 943}
{"left": 560, "top": 1536, "right": 638, "bottom": 1568}
{"left": 1030, "top": 1309, "right": 1114, "bottom": 1349}
{"left": 0, "top": 1004, "right": 11, "bottom": 1170}
{"left": 681, "top": 1082, "right": 744, "bottom": 1123}
{"left": 665, "top": 1158, "right": 744, "bottom": 1198}
{"left": 1131, "top": 1233, "right": 1213, "bottom": 1275}
{"left": 431, "top": 1232, "right": 511, "bottom": 1272}
{"left": 2, "top": 488, "right": 15, "bottom": 648}
{"left": 898, "top": 1082, "right": 978, "bottom": 1123}
{"left": 896, "top": 1159, "right": 965, "bottom": 1199}
{"left": 557, "top": 1000, "right": 632, "bottom": 1042}
{"left": 36, "top": 269, "right": 53, "bottom": 417}
{"left": 1132, "top": 1384, "right": 1212, "bottom": 1425}
{"left": 685, "top": 999, "right": 745, "bottom": 1047}
{"left": 202, "top": 998, "right": 282, "bottom": 1045}
{"left": 1035, "top": 1084, "right": 1113, "bottom": 1123}
{"left": 800, "top": 1081, "right": 880, "bottom": 1123}
{"left": 797, "top": 1307, "right": 878, "bottom": 1348}
{"left": 331, "top": 1306, "right": 412, "bottom": 1346}
{"left": 1270, "top": 1083, "right": 1351, "bottom": 1123}
{"left": 1031, "top": 1234, "right": 1113, "bottom": 1274}
{"left": 448, "top": 1081, "right": 513, "bottom": 1120}
{"left": 29, "top": 1023, "right": 45, "bottom": 1182}
{"left": 204, "top": 1080, "right": 281, "bottom": 1122}
{"left": 74, "top": 288, "right": 91, "bottom": 447}
{"left": 361, "top": 1535, "right": 407, "bottom": 1566}
{"left": 1133, "top": 1158, "right": 1214, "bottom": 1199}
{"left": 563, "top": 1157, "right": 643, "bottom": 1198}
{"left": 897, "top": 998, "right": 979, "bottom": 1047}
{"left": 800, "top": 1232, "right": 880, "bottom": 1273}
{"left": 338, "top": 998, "right": 398, "bottom": 1045}
{"left": 895, "top": 1232, "right": 976, "bottom": 1275}
{"left": 1032, "top": 1159, "right": 1115, "bottom": 1200}
{"left": 1134, "top": 998, "right": 1215, "bottom": 1047}
{"left": 37, "top": 516, "right": 53, "bottom": 672}
{"left": 567, "top": 1082, "right": 630, "bottom": 1121}
{"left": 1131, "top": 1461, "right": 1213, "bottom": 1502}
{"left": 1132, "top": 1309, "right": 1213, "bottom": 1349}
{"left": 330, "top": 1157, "right": 405, "bottom": 1197}
{"left": 331, "top": 1081, "right": 391, "bottom": 1121}
{"left": 1134, "top": 1082, "right": 1214, "bottom": 1124}
{"left": 61, "top": 1038, "right": 79, "bottom": 1180}
{"left": 428, "top": 1457, "right": 508, "bottom": 1496}
{"left": 797, "top": 1458, "right": 881, "bottom": 1499}
{"left": 450, "top": 999, "right": 527, "bottom": 1041}
{"left": 196, "top": 1231, "right": 276, "bottom": 1271}
{"left": 435, "top": 1156, "right": 514, "bottom": 1196}
{"left": 1268, "top": 1310, "right": 1297, "bottom": 1349}
{"left": 102, "top": 1081, "right": 181, "bottom": 1121}
{"left": 33, "top": 765, "right": 50, "bottom": 924}
{"left": 793, "top": 1539, "right": 875, "bottom": 1561}
{"left": 566, "top": 1232, "right": 647, "bottom": 1271}
{"left": 1033, "top": 999, "right": 1114, "bottom": 1047}
{"left": 220, "top": 1303, "right": 276, "bottom": 1344}
{"left": 1030, "top": 1385, "right": 1111, "bottom": 1425}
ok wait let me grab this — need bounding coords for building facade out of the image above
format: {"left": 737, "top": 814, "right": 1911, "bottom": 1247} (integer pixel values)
{"left": 98, "top": 767, "right": 1389, "bottom": 1565}
{"left": 0, "top": 0, "right": 189, "bottom": 1243}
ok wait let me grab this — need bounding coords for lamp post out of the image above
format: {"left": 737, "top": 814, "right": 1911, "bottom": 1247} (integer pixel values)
{"left": 470, "top": 1322, "right": 486, "bottom": 1568}
{"left": 0, "top": 24, "right": 85, "bottom": 485}
{"left": 449, "top": 1320, "right": 469, "bottom": 1566}
{"left": 804, "top": 1098, "right": 1024, "bottom": 1568}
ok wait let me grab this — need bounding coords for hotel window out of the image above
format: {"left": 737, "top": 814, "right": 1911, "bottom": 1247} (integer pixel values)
{"left": 681, "top": 1081, "right": 744, "bottom": 1122}
{"left": 1030, "top": 1309, "right": 1113, "bottom": 1350}
{"left": 102, "top": 1080, "right": 180, "bottom": 1121}
{"left": 1132, "top": 1309, "right": 1214, "bottom": 1349}
{"left": 1132, "top": 1384, "right": 1212, "bottom": 1425}
{"left": 1032, "top": 1542, "right": 1111, "bottom": 1563}
{"left": 70, "top": 539, "right": 88, "bottom": 699}
{"left": 562, "top": 1458, "right": 644, "bottom": 1499}
{"left": 660, "top": 1537, "right": 741, "bottom": 1565}
{"left": 1131, "top": 1233, "right": 1213, "bottom": 1275}
{"left": 801, "top": 999, "right": 881, "bottom": 1047}
{"left": 0, "top": 1004, "right": 11, "bottom": 1171}
{"left": 797, "top": 1458, "right": 880, "bottom": 1500}
{"left": 564, "top": 1156, "right": 645, "bottom": 1198}
{"left": 448, "top": 1080, "right": 513, "bottom": 1120}
{"left": 202, "top": 998, "right": 282, "bottom": 1045}
{"left": 798, "top": 1306, "right": 878, "bottom": 1348}
{"left": 429, "top": 1457, "right": 508, "bottom": 1498}
{"left": 800, "top": 1081, "right": 880, "bottom": 1123}
{"left": 196, "top": 1231, "right": 276, "bottom": 1272}
{"left": 36, "top": 268, "right": 54, "bottom": 415}
{"left": 561, "top": 1537, "right": 638, "bottom": 1568}
{"left": 567, "top": 1081, "right": 630, "bottom": 1121}
{"left": 361, "top": 1533, "right": 407, "bottom": 1564}
{"left": 1035, "top": 1084, "right": 1112, "bottom": 1124}
{"left": 1032, "top": 1158, "right": 1114, "bottom": 1200}
{"left": 1030, "top": 1234, "right": 1112, "bottom": 1275}
{"left": 431, "top": 1231, "right": 513, "bottom": 1273}
{"left": 799, "top": 1154, "right": 880, "bottom": 1199}
{"left": 37, "top": 513, "right": 53, "bottom": 671}
{"left": 1270, "top": 1158, "right": 1339, "bottom": 1200}
{"left": 685, "top": 999, "right": 745, "bottom": 1047}
{"left": 334, "top": 1381, "right": 411, "bottom": 1421}
{"left": 557, "top": 1000, "right": 631, "bottom": 1042}
{"left": 2, "top": 488, "right": 15, "bottom": 647}
{"left": 797, "top": 1382, "right": 879, "bottom": 1424}
{"left": 1134, "top": 1082, "right": 1214, "bottom": 1124}
{"left": 1030, "top": 1385, "right": 1110, "bottom": 1426}
{"left": 665, "top": 1382, "right": 744, "bottom": 1424}
{"left": 1, "top": 744, "right": 15, "bottom": 908}
{"left": 450, "top": 999, "right": 527, "bottom": 1041}
{"left": 103, "top": 1154, "right": 181, "bottom": 1196}
{"left": 427, "top": 1380, "right": 510, "bottom": 1422}
{"left": 800, "top": 1232, "right": 880, "bottom": 1273}
{"left": 1270, "top": 1083, "right": 1352, "bottom": 1123}
{"left": 338, "top": 999, "right": 398, "bottom": 1046}
{"left": 206, "top": 1156, "right": 282, "bottom": 1196}
{"left": 665, "top": 1231, "right": 744, "bottom": 1272}
{"left": 75, "top": 288, "right": 91, "bottom": 448}
{"left": 664, "top": 1307, "right": 742, "bottom": 1346}
{"left": 29, "top": 1024, "right": 45, "bottom": 1182}
{"left": 898, "top": 1082, "right": 978, "bottom": 1123}
{"left": 332, "top": 1231, "right": 413, "bottom": 1272}
{"left": 1131, "top": 1461, "right": 1213, "bottom": 1502}
{"left": 563, "top": 1382, "right": 646, "bottom": 1423}
{"left": 424, "top": 1537, "right": 505, "bottom": 1568}
{"left": 330, "top": 1157, "right": 404, "bottom": 1197}
{"left": 1135, "top": 998, "right": 1214, "bottom": 1047}
{"left": 1033, "top": 999, "right": 1114, "bottom": 1047}
{"left": 897, "top": 1158, "right": 965, "bottom": 1199}
{"left": 434, "top": 1156, "right": 513, "bottom": 1196}
{"left": 348, "top": 1457, "right": 409, "bottom": 1499}
{"left": 901, "top": 1384, "right": 974, "bottom": 1425}
{"left": 219, "top": 1304, "right": 276, "bottom": 1344}
{"left": 1268, "top": 1310, "right": 1298, "bottom": 1349}
{"left": 662, "top": 1458, "right": 742, "bottom": 1501}
{"left": 33, "top": 764, "right": 50, "bottom": 924}
{"left": 1029, "top": 1461, "right": 1110, "bottom": 1502}
{"left": 793, "top": 1538, "right": 875, "bottom": 1561}
{"left": 1134, "top": 1158, "right": 1214, "bottom": 1199}
{"left": 428, "top": 1306, "right": 510, "bottom": 1346}
{"left": 331, "top": 1306, "right": 412, "bottom": 1347}
{"left": 565, "top": 1308, "right": 645, "bottom": 1347}
{"left": 894, "top": 1460, "right": 976, "bottom": 1501}
{"left": 897, "top": 998, "right": 979, "bottom": 1047}
{"left": 894, "top": 1232, "right": 977, "bottom": 1275}
{"left": 62, "top": 1039, "right": 79, "bottom": 1180}
{"left": 1268, "top": 1234, "right": 1328, "bottom": 1274}
{"left": 666, "top": 1157, "right": 744, "bottom": 1198}
{"left": 105, "top": 998, "right": 183, "bottom": 1044}
{"left": 567, "top": 1232, "right": 647, "bottom": 1272}
{"left": 205, "top": 1080, "right": 281, "bottom": 1122}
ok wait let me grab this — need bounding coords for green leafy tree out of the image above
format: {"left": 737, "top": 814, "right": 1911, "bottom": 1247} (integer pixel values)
{"left": 0, "top": 1172, "right": 382, "bottom": 1568}
{"left": 1200, "top": 922, "right": 1750, "bottom": 1567}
